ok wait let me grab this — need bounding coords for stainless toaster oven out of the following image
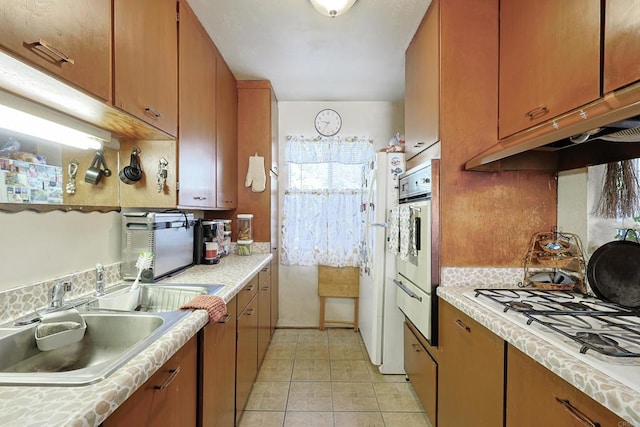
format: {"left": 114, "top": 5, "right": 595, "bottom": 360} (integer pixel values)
{"left": 121, "top": 211, "right": 195, "bottom": 282}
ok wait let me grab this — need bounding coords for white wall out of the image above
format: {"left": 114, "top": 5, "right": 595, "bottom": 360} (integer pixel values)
{"left": 277, "top": 101, "right": 404, "bottom": 327}
{"left": 0, "top": 211, "right": 121, "bottom": 291}
{"left": 558, "top": 164, "right": 638, "bottom": 258}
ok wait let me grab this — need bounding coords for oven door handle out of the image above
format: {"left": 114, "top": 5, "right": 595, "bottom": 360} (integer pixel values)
{"left": 393, "top": 279, "right": 422, "bottom": 302}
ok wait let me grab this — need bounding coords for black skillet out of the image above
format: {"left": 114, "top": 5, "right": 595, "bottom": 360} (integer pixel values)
{"left": 587, "top": 230, "right": 640, "bottom": 308}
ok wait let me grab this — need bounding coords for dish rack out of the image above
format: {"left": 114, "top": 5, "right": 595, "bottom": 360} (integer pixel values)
{"left": 520, "top": 230, "right": 587, "bottom": 293}
{"left": 139, "top": 286, "right": 204, "bottom": 312}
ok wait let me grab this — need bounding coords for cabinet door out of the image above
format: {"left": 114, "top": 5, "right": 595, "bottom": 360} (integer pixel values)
{"left": 604, "top": 0, "right": 640, "bottom": 93}
{"left": 404, "top": 0, "right": 439, "bottom": 159}
{"left": 270, "top": 253, "right": 279, "bottom": 336}
{"left": 438, "top": 301, "right": 504, "bottom": 427}
{"left": 498, "top": 0, "right": 600, "bottom": 139}
{"left": 236, "top": 293, "right": 258, "bottom": 423}
{"left": 237, "top": 81, "right": 275, "bottom": 244}
{"left": 404, "top": 322, "right": 437, "bottom": 425}
{"left": 114, "top": 0, "right": 178, "bottom": 136}
{"left": 104, "top": 337, "right": 197, "bottom": 427}
{"left": 201, "top": 297, "right": 237, "bottom": 427}
{"left": 216, "top": 55, "right": 238, "bottom": 209}
{"left": 177, "top": 0, "right": 217, "bottom": 208}
{"left": 506, "top": 344, "right": 626, "bottom": 427}
{"left": 258, "top": 266, "right": 271, "bottom": 365}
{"left": 0, "top": 0, "right": 111, "bottom": 102}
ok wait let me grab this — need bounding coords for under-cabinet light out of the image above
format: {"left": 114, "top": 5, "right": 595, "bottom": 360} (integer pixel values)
{"left": 309, "top": 0, "right": 358, "bottom": 17}
{"left": 0, "top": 90, "right": 109, "bottom": 150}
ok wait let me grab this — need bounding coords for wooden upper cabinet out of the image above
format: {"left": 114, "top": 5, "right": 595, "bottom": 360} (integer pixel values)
{"left": 604, "top": 0, "right": 640, "bottom": 93}
{"left": 498, "top": 0, "right": 600, "bottom": 139}
{"left": 216, "top": 54, "right": 238, "bottom": 209}
{"left": 114, "top": 0, "right": 178, "bottom": 136}
{"left": 404, "top": 0, "right": 439, "bottom": 160}
{"left": 237, "top": 81, "right": 278, "bottom": 244}
{"left": 0, "top": 0, "right": 111, "bottom": 102}
{"left": 177, "top": 0, "right": 217, "bottom": 208}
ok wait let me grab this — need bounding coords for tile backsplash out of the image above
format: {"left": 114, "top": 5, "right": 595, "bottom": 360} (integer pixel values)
{"left": 0, "top": 263, "right": 121, "bottom": 325}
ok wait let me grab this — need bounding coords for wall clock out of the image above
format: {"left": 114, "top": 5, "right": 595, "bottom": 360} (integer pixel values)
{"left": 314, "top": 109, "right": 342, "bottom": 136}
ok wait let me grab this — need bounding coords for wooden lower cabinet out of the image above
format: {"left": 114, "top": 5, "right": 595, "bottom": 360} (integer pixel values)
{"left": 104, "top": 337, "right": 197, "bottom": 427}
{"left": 270, "top": 253, "right": 279, "bottom": 336}
{"left": 236, "top": 279, "right": 259, "bottom": 424}
{"left": 258, "top": 264, "right": 271, "bottom": 366}
{"left": 200, "top": 296, "right": 237, "bottom": 427}
{"left": 506, "top": 344, "right": 626, "bottom": 427}
{"left": 438, "top": 301, "right": 505, "bottom": 427}
{"left": 404, "top": 321, "right": 437, "bottom": 426}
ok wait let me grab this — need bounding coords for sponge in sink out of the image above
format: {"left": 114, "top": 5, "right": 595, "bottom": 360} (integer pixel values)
{"left": 35, "top": 321, "right": 82, "bottom": 338}
{"left": 35, "top": 308, "right": 87, "bottom": 351}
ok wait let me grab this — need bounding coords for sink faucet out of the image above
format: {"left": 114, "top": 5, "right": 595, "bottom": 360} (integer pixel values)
{"left": 95, "top": 263, "right": 105, "bottom": 296}
{"left": 50, "top": 281, "right": 72, "bottom": 309}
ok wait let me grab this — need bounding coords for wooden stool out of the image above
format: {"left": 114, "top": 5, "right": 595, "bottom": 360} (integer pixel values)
{"left": 317, "top": 265, "right": 359, "bottom": 331}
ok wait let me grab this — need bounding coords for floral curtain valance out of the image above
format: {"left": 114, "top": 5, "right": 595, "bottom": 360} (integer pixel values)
{"left": 285, "top": 135, "right": 375, "bottom": 164}
{"left": 281, "top": 135, "right": 374, "bottom": 267}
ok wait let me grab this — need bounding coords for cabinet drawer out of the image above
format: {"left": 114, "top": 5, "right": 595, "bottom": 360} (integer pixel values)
{"left": 506, "top": 344, "right": 626, "bottom": 427}
{"left": 104, "top": 337, "right": 197, "bottom": 426}
{"left": 237, "top": 275, "right": 259, "bottom": 314}
{"left": 258, "top": 264, "right": 270, "bottom": 286}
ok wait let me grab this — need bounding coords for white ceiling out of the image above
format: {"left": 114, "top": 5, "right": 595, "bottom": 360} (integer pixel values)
{"left": 187, "top": 0, "right": 431, "bottom": 102}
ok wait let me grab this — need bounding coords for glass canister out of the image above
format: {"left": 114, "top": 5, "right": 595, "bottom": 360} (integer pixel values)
{"left": 237, "top": 214, "right": 253, "bottom": 241}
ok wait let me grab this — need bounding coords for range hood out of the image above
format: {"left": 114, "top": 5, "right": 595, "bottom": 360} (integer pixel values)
{"left": 466, "top": 81, "right": 640, "bottom": 172}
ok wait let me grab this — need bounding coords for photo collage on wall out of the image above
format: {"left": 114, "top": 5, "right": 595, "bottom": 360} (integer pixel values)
{"left": 0, "top": 157, "right": 63, "bottom": 204}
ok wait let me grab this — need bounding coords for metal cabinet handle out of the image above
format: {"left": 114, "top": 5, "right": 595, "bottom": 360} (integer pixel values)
{"left": 411, "top": 343, "right": 422, "bottom": 353}
{"left": 455, "top": 319, "right": 471, "bottom": 332}
{"left": 393, "top": 279, "right": 422, "bottom": 302}
{"left": 261, "top": 267, "right": 269, "bottom": 272}
{"left": 555, "top": 397, "right": 600, "bottom": 427}
{"left": 193, "top": 196, "right": 207, "bottom": 200}
{"left": 246, "top": 285, "right": 255, "bottom": 292}
{"left": 30, "top": 39, "right": 75, "bottom": 64}
{"left": 144, "top": 106, "right": 163, "bottom": 119}
{"left": 154, "top": 367, "right": 181, "bottom": 390}
{"left": 261, "top": 286, "right": 269, "bottom": 291}
{"left": 413, "top": 141, "right": 425, "bottom": 148}
{"left": 218, "top": 313, "right": 232, "bottom": 324}
{"left": 525, "top": 105, "right": 549, "bottom": 120}
{"left": 245, "top": 308, "right": 255, "bottom": 316}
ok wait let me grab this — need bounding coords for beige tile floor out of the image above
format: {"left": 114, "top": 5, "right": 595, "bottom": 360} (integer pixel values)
{"left": 239, "top": 328, "right": 433, "bottom": 427}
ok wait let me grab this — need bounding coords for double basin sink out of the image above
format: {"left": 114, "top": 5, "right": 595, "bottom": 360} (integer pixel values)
{"left": 0, "top": 283, "right": 225, "bottom": 386}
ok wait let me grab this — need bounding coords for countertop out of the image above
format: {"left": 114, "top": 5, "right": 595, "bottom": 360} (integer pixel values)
{"left": 0, "top": 253, "right": 272, "bottom": 427}
{"left": 437, "top": 286, "right": 640, "bottom": 425}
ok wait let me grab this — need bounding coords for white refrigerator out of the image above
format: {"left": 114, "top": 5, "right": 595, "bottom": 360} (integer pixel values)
{"left": 359, "top": 151, "right": 406, "bottom": 374}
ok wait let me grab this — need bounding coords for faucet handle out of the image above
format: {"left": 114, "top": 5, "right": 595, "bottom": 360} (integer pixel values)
{"left": 61, "top": 281, "right": 73, "bottom": 292}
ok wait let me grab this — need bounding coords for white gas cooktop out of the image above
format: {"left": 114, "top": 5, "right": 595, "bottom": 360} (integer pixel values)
{"left": 464, "top": 288, "right": 640, "bottom": 394}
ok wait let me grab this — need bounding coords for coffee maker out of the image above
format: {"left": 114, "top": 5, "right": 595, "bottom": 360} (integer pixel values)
{"left": 194, "top": 220, "right": 223, "bottom": 264}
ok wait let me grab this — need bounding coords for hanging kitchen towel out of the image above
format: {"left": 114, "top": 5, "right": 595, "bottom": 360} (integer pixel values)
{"left": 408, "top": 207, "right": 418, "bottom": 258}
{"left": 180, "top": 295, "right": 227, "bottom": 323}
{"left": 399, "top": 205, "right": 411, "bottom": 261}
{"left": 387, "top": 206, "right": 400, "bottom": 255}
{"left": 245, "top": 153, "right": 266, "bottom": 192}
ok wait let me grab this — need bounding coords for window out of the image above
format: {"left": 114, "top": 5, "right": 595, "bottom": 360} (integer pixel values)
{"left": 281, "top": 136, "right": 374, "bottom": 267}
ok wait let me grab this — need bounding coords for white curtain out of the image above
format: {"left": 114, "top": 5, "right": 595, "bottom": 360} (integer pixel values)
{"left": 281, "top": 135, "right": 374, "bottom": 267}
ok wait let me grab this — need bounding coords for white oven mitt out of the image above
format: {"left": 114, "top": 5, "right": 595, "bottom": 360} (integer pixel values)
{"left": 245, "top": 153, "right": 266, "bottom": 192}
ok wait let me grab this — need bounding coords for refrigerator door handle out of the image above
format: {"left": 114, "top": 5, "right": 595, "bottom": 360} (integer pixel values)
{"left": 393, "top": 279, "right": 423, "bottom": 302}
{"left": 369, "top": 222, "right": 387, "bottom": 227}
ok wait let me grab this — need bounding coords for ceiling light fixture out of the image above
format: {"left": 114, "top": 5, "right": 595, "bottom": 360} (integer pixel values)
{"left": 0, "top": 90, "right": 110, "bottom": 150}
{"left": 309, "top": 0, "right": 358, "bottom": 18}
